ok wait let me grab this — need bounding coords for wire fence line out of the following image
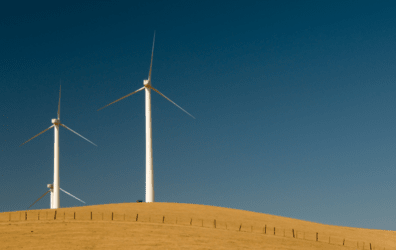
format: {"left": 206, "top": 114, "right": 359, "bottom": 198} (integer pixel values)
{"left": 0, "top": 210, "right": 387, "bottom": 250}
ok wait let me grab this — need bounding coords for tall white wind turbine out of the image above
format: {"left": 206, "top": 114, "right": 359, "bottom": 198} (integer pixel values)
{"left": 21, "top": 84, "right": 97, "bottom": 209}
{"left": 98, "top": 33, "right": 195, "bottom": 203}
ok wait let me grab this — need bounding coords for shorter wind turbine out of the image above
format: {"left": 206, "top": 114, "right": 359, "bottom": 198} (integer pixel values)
{"left": 21, "top": 84, "right": 96, "bottom": 209}
{"left": 28, "top": 185, "right": 86, "bottom": 209}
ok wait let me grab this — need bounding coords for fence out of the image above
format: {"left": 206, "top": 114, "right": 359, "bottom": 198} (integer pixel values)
{"left": 0, "top": 210, "right": 387, "bottom": 250}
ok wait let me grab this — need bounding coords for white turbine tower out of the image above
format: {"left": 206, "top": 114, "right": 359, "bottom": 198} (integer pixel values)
{"left": 21, "top": 84, "right": 97, "bottom": 209}
{"left": 98, "top": 33, "right": 195, "bottom": 203}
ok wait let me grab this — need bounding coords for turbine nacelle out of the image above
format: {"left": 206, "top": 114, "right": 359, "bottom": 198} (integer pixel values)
{"left": 143, "top": 79, "right": 151, "bottom": 87}
{"left": 51, "top": 119, "right": 60, "bottom": 125}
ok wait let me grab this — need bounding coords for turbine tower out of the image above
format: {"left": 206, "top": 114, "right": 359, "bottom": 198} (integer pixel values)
{"left": 21, "top": 84, "right": 97, "bottom": 209}
{"left": 98, "top": 33, "right": 195, "bottom": 203}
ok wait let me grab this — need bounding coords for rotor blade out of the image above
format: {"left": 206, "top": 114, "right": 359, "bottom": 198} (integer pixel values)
{"left": 20, "top": 125, "right": 55, "bottom": 146}
{"left": 58, "top": 82, "right": 61, "bottom": 120}
{"left": 150, "top": 86, "right": 195, "bottom": 119}
{"left": 28, "top": 190, "right": 50, "bottom": 209}
{"left": 60, "top": 124, "right": 97, "bottom": 147}
{"left": 60, "top": 188, "right": 85, "bottom": 204}
{"left": 97, "top": 86, "right": 145, "bottom": 111}
{"left": 148, "top": 31, "right": 156, "bottom": 81}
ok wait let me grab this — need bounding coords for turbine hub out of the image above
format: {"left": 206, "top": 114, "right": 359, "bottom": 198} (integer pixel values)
{"left": 143, "top": 79, "right": 150, "bottom": 86}
{"left": 51, "top": 119, "right": 60, "bottom": 125}
{"left": 47, "top": 184, "right": 53, "bottom": 191}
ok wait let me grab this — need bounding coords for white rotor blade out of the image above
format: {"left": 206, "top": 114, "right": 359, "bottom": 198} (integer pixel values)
{"left": 148, "top": 31, "right": 156, "bottom": 81}
{"left": 60, "top": 123, "right": 97, "bottom": 147}
{"left": 60, "top": 188, "right": 85, "bottom": 204}
{"left": 98, "top": 86, "right": 145, "bottom": 111}
{"left": 58, "top": 82, "right": 61, "bottom": 120}
{"left": 28, "top": 190, "right": 51, "bottom": 209}
{"left": 20, "top": 125, "right": 55, "bottom": 146}
{"left": 150, "top": 86, "right": 195, "bottom": 119}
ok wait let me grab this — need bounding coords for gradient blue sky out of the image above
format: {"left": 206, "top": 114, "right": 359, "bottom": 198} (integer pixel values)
{"left": 1, "top": 1, "right": 396, "bottom": 230}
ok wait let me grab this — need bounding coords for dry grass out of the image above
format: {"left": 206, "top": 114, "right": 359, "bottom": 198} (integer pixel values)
{"left": 0, "top": 202, "right": 394, "bottom": 249}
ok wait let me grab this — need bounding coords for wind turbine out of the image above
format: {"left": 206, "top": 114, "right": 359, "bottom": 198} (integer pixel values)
{"left": 98, "top": 33, "right": 195, "bottom": 203}
{"left": 21, "top": 84, "right": 97, "bottom": 209}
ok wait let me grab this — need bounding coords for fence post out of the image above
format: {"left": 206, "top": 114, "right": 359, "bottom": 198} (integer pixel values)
{"left": 343, "top": 239, "right": 345, "bottom": 246}
{"left": 214, "top": 219, "right": 216, "bottom": 228}
{"left": 239, "top": 224, "right": 242, "bottom": 231}
{"left": 329, "top": 236, "right": 330, "bottom": 244}
{"left": 54, "top": 211, "right": 57, "bottom": 220}
{"left": 370, "top": 243, "right": 372, "bottom": 250}
{"left": 316, "top": 232, "right": 318, "bottom": 241}
{"left": 112, "top": 212, "right": 114, "bottom": 221}
{"left": 38, "top": 212, "right": 40, "bottom": 220}
{"left": 265, "top": 225, "right": 266, "bottom": 234}
{"left": 292, "top": 229, "right": 295, "bottom": 238}
{"left": 25, "top": 212, "right": 27, "bottom": 221}
{"left": 135, "top": 214, "right": 138, "bottom": 221}
{"left": 274, "top": 227, "right": 275, "bottom": 235}
{"left": 74, "top": 212, "right": 75, "bottom": 220}
{"left": 190, "top": 218, "right": 192, "bottom": 226}
{"left": 163, "top": 216, "right": 165, "bottom": 223}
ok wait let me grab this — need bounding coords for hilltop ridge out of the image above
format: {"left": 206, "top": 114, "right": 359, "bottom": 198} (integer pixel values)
{"left": 0, "top": 202, "right": 394, "bottom": 249}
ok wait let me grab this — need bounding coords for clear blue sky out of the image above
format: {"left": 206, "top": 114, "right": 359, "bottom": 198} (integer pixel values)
{"left": 1, "top": 0, "right": 396, "bottom": 230}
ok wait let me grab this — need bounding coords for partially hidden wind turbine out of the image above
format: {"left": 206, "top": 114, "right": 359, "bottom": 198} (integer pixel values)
{"left": 98, "top": 33, "right": 195, "bottom": 203}
{"left": 21, "top": 84, "right": 97, "bottom": 209}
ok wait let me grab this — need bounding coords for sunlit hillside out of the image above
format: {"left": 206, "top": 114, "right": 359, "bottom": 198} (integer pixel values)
{"left": 0, "top": 202, "right": 394, "bottom": 249}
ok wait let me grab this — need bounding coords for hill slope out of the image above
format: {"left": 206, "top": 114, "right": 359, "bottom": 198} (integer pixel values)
{"left": 0, "top": 202, "right": 394, "bottom": 249}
